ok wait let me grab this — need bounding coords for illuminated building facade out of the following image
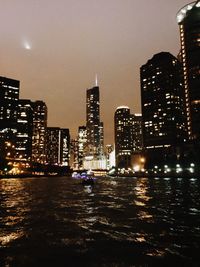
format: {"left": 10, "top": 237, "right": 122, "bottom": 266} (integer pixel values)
{"left": 99, "top": 122, "right": 104, "bottom": 155}
{"left": 86, "top": 85, "right": 103, "bottom": 157}
{"left": 130, "top": 113, "right": 143, "bottom": 153}
{"left": 16, "top": 100, "right": 33, "bottom": 162}
{"left": 70, "top": 139, "right": 79, "bottom": 170}
{"left": 114, "top": 107, "right": 143, "bottom": 169}
{"left": 114, "top": 106, "right": 133, "bottom": 168}
{"left": 177, "top": 1, "right": 200, "bottom": 142}
{"left": 59, "top": 128, "right": 70, "bottom": 166}
{"left": 78, "top": 126, "right": 87, "bottom": 169}
{"left": 83, "top": 156, "right": 107, "bottom": 170}
{"left": 84, "top": 83, "right": 105, "bottom": 170}
{"left": 46, "top": 127, "right": 60, "bottom": 165}
{"left": 31, "top": 101, "right": 47, "bottom": 164}
{"left": 141, "top": 52, "right": 187, "bottom": 166}
{"left": 0, "top": 77, "right": 20, "bottom": 158}
{"left": 141, "top": 52, "right": 187, "bottom": 147}
{"left": 0, "top": 77, "right": 20, "bottom": 130}
{"left": 46, "top": 127, "right": 70, "bottom": 166}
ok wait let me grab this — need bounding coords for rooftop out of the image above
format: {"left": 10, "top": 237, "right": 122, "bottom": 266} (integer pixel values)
{"left": 116, "top": 106, "right": 130, "bottom": 110}
{"left": 176, "top": 1, "right": 200, "bottom": 24}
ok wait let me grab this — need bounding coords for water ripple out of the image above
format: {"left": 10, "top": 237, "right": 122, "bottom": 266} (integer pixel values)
{"left": 0, "top": 176, "right": 200, "bottom": 266}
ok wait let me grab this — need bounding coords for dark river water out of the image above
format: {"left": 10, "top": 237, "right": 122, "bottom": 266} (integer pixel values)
{"left": 0, "top": 176, "right": 200, "bottom": 267}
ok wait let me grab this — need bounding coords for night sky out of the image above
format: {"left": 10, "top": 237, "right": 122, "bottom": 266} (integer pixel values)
{"left": 0, "top": 0, "right": 190, "bottom": 144}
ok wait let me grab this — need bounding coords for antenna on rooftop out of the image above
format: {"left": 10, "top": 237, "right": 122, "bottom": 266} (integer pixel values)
{"left": 95, "top": 74, "right": 98, "bottom": 87}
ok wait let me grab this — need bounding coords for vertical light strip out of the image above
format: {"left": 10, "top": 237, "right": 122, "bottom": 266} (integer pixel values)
{"left": 58, "top": 129, "right": 61, "bottom": 165}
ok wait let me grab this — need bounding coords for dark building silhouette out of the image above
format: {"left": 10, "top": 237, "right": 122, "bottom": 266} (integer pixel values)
{"left": 31, "top": 101, "right": 47, "bottom": 164}
{"left": 114, "top": 106, "right": 133, "bottom": 168}
{"left": 0, "top": 77, "right": 20, "bottom": 130}
{"left": 46, "top": 127, "right": 70, "bottom": 166}
{"left": 130, "top": 113, "right": 143, "bottom": 153}
{"left": 140, "top": 52, "right": 187, "bottom": 167}
{"left": 0, "top": 77, "right": 20, "bottom": 159}
{"left": 46, "top": 127, "right": 60, "bottom": 165}
{"left": 86, "top": 84, "right": 104, "bottom": 159}
{"left": 70, "top": 138, "right": 79, "bottom": 170}
{"left": 86, "top": 86, "right": 100, "bottom": 156}
{"left": 177, "top": 1, "right": 200, "bottom": 142}
{"left": 16, "top": 100, "right": 33, "bottom": 162}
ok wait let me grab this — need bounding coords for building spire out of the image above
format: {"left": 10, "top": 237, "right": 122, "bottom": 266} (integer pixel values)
{"left": 95, "top": 74, "right": 98, "bottom": 87}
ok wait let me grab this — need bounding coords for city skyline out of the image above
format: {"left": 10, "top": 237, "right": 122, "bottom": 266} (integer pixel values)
{"left": 0, "top": 0, "right": 190, "bottom": 144}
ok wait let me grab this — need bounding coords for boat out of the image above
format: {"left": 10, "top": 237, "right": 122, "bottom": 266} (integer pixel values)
{"left": 82, "top": 177, "right": 95, "bottom": 186}
{"left": 72, "top": 170, "right": 95, "bottom": 185}
{"left": 81, "top": 171, "right": 95, "bottom": 185}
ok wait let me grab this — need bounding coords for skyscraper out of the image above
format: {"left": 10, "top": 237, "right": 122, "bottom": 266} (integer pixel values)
{"left": 0, "top": 77, "right": 20, "bottom": 159}
{"left": 59, "top": 128, "right": 70, "bottom": 166}
{"left": 177, "top": 1, "right": 200, "bottom": 142}
{"left": 130, "top": 113, "right": 143, "bottom": 153}
{"left": 16, "top": 99, "right": 33, "bottom": 162}
{"left": 86, "top": 85, "right": 101, "bottom": 157}
{"left": 99, "top": 121, "right": 104, "bottom": 155}
{"left": 140, "top": 52, "right": 187, "bottom": 166}
{"left": 141, "top": 52, "right": 187, "bottom": 147}
{"left": 46, "top": 127, "right": 70, "bottom": 166}
{"left": 84, "top": 80, "right": 106, "bottom": 170}
{"left": 86, "top": 81, "right": 104, "bottom": 159}
{"left": 0, "top": 77, "right": 20, "bottom": 130}
{"left": 70, "top": 139, "right": 79, "bottom": 170}
{"left": 78, "top": 126, "right": 87, "bottom": 169}
{"left": 114, "top": 106, "right": 133, "bottom": 168}
{"left": 31, "top": 101, "right": 47, "bottom": 164}
{"left": 46, "top": 127, "right": 60, "bottom": 165}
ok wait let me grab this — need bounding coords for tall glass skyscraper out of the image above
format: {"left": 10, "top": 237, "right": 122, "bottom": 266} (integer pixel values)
{"left": 0, "top": 77, "right": 20, "bottom": 130}
{"left": 130, "top": 113, "right": 143, "bottom": 153}
{"left": 114, "top": 106, "right": 133, "bottom": 168}
{"left": 177, "top": 1, "right": 200, "bottom": 142}
{"left": 86, "top": 85, "right": 103, "bottom": 158}
{"left": 140, "top": 52, "right": 187, "bottom": 167}
{"left": 141, "top": 52, "right": 187, "bottom": 148}
{"left": 31, "top": 101, "right": 47, "bottom": 164}
{"left": 46, "top": 127, "right": 70, "bottom": 166}
{"left": 16, "top": 99, "right": 33, "bottom": 162}
{"left": 0, "top": 77, "right": 20, "bottom": 160}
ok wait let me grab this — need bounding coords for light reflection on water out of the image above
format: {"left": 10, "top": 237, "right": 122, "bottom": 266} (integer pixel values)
{"left": 0, "top": 176, "right": 200, "bottom": 266}
{"left": 0, "top": 231, "right": 25, "bottom": 246}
